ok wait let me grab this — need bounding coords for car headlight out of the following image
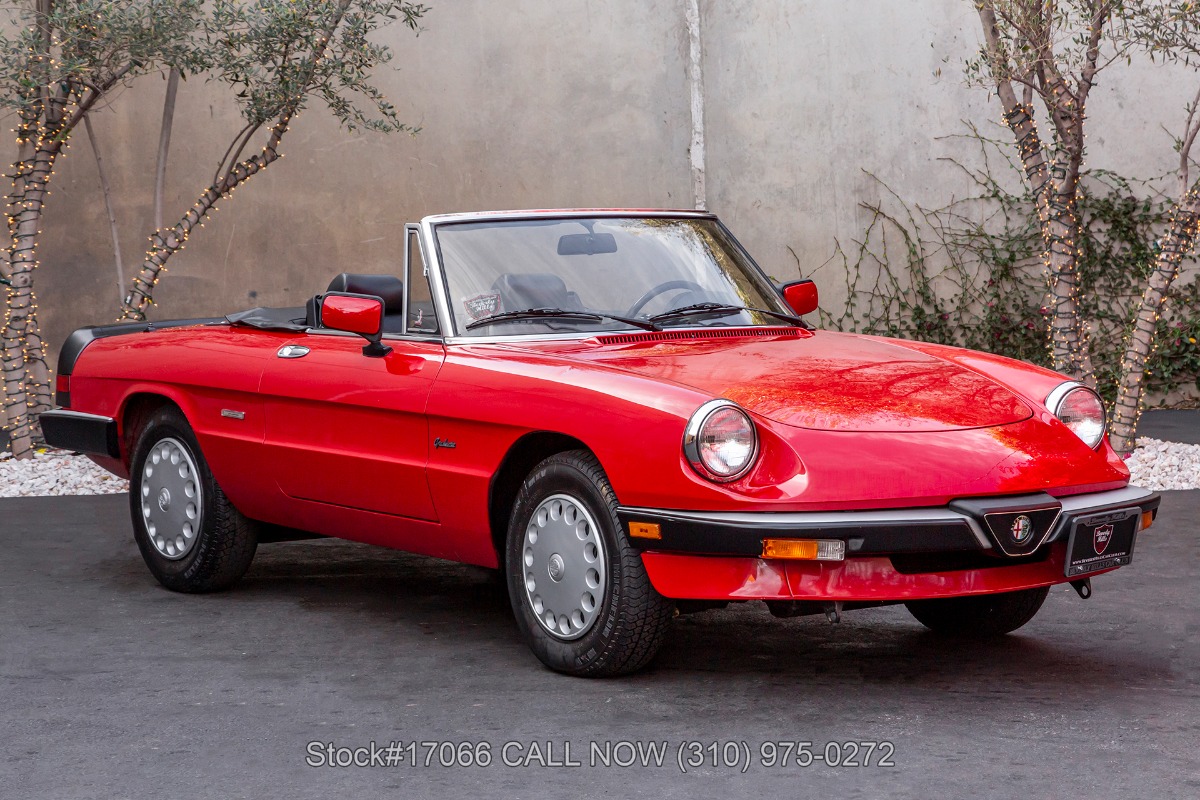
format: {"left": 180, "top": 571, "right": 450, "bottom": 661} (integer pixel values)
{"left": 1046, "top": 382, "right": 1106, "bottom": 449}
{"left": 683, "top": 399, "right": 759, "bottom": 482}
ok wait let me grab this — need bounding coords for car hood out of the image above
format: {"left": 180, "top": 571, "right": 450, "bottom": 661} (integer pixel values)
{"left": 517, "top": 329, "right": 1033, "bottom": 432}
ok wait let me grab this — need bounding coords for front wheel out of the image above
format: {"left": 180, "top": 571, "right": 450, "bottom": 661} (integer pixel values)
{"left": 905, "top": 586, "right": 1049, "bottom": 637}
{"left": 505, "top": 450, "right": 674, "bottom": 676}
{"left": 129, "top": 406, "right": 257, "bottom": 593}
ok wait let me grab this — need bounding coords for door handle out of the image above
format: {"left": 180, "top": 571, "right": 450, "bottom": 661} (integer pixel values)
{"left": 277, "top": 345, "right": 310, "bottom": 358}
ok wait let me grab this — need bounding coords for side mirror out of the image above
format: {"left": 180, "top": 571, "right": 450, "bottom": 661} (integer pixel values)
{"left": 781, "top": 279, "right": 818, "bottom": 317}
{"left": 320, "top": 292, "right": 392, "bottom": 357}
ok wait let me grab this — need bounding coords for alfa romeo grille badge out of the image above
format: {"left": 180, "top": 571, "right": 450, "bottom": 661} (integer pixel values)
{"left": 1011, "top": 514, "right": 1033, "bottom": 543}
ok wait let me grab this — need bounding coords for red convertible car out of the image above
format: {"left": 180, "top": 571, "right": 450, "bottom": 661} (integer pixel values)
{"left": 42, "top": 210, "right": 1159, "bottom": 676}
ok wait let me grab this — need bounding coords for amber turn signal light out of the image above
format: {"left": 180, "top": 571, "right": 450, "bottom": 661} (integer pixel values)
{"left": 1139, "top": 510, "right": 1154, "bottom": 532}
{"left": 629, "top": 522, "right": 662, "bottom": 540}
{"left": 761, "top": 538, "right": 846, "bottom": 561}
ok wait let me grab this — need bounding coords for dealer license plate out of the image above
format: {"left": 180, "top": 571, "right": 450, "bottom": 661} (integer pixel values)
{"left": 1065, "top": 508, "right": 1139, "bottom": 577}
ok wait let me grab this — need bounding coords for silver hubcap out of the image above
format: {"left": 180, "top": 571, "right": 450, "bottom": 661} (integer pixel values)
{"left": 140, "top": 437, "right": 202, "bottom": 560}
{"left": 522, "top": 493, "right": 608, "bottom": 641}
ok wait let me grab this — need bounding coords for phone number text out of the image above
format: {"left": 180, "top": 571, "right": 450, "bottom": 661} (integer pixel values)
{"left": 304, "top": 739, "right": 897, "bottom": 772}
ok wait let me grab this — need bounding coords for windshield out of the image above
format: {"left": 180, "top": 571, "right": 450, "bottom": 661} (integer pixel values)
{"left": 433, "top": 216, "right": 791, "bottom": 336}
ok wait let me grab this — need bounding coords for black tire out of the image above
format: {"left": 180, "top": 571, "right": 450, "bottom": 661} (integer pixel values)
{"left": 128, "top": 405, "right": 257, "bottom": 593}
{"left": 905, "top": 586, "right": 1049, "bottom": 637}
{"left": 505, "top": 450, "right": 674, "bottom": 677}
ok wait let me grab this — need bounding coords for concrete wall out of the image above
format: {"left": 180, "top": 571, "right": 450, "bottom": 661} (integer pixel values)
{"left": 30, "top": 0, "right": 1199, "bottom": 362}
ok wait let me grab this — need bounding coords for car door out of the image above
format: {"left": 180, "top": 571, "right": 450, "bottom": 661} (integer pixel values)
{"left": 258, "top": 230, "right": 446, "bottom": 521}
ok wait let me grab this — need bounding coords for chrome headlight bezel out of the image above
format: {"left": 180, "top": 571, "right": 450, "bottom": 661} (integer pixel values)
{"left": 683, "top": 399, "right": 760, "bottom": 483}
{"left": 1046, "top": 381, "right": 1107, "bottom": 450}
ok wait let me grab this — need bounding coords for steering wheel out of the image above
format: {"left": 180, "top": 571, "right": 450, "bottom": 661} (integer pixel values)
{"left": 625, "top": 280, "right": 707, "bottom": 318}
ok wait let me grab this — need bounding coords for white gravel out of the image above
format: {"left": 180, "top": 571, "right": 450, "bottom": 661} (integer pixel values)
{"left": 0, "top": 448, "right": 129, "bottom": 497}
{"left": 1, "top": 437, "right": 1197, "bottom": 497}
{"left": 1123, "top": 437, "right": 1200, "bottom": 492}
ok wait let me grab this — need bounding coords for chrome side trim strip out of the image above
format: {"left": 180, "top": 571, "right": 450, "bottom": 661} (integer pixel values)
{"left": 40, "top": 409, "right": 115, "bottom": 424}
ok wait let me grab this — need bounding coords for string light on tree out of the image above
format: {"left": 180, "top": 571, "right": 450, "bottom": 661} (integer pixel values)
{"left": 973, "top": 0, "right": 1200, "bottom": 452}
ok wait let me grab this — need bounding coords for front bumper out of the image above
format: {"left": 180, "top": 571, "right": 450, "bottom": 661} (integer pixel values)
{"left": 619, "top": 486, "right": 1160, "bottom": 601}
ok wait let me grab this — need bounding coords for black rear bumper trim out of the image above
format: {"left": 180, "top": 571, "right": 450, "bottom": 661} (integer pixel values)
{"left": 39, "top": 410, "right": 120, "bottom": 459}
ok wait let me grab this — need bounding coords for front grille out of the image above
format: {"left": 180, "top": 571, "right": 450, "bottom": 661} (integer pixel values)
{"left": 948, "top": 494, "right": 1063, "bottom": 557}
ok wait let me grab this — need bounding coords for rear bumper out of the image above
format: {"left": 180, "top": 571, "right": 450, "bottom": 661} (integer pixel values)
{"left": 39, "top": 409, "right": 120, "bottom": 458}
{"left": 622, "top": 486, "right": 1160, "bottom": 601}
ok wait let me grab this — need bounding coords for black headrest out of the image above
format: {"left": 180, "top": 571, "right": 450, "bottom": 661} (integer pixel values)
{"left": 491, "top": 273, "right": 578, "bottom": 311}
{"left": 326, "top": 273, "right": 404, "bottom": 315}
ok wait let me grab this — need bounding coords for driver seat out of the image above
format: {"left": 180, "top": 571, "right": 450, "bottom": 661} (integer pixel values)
{"left": 491, "top": 273, "right": 583, "bottom": 312}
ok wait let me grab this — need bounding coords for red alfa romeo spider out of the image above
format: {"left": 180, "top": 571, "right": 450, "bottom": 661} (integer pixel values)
{"left": 42, "top": 210, "right": 1159, "bottom": 676}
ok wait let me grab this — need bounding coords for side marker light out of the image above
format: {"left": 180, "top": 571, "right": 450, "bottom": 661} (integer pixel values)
{"left": 629, "top": 522, "right": 662, "bottom": 540}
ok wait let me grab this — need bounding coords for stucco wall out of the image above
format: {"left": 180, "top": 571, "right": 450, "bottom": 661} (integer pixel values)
{"left": 28, "top": 0, "right": 1200, "bottom": 364}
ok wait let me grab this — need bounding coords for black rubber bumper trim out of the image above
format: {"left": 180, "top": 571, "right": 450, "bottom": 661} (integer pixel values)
{"left": 616, "top": 508, "right": 983, "bottom": 557}
{"left": 1048, "top": 491, "right": 1161, "bottom": 542}
{"left": 617, "top": 488, "right": 1162, "bottom": 559}
{"left": 39, "top": 410, "right": 120, "bottom": 459}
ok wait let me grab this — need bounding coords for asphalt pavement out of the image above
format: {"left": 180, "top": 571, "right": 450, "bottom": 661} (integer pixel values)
{"left": 2, "top": 492, "right": 1198, "bottom": 799}
{"left": 1138, "top": 409, "right": 1200, "bottom": 444}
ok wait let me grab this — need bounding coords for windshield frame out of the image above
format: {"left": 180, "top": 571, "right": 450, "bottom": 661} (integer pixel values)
{"left": 418, "top": 209, "right": 793, "bottom": 342}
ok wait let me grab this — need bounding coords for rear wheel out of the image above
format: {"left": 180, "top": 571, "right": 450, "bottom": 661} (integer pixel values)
{"left": 129, "top": 406, "right": 257, "bottom": 592}
{"left": 905, "top": 586, "right": 1049, "bottom": 637}
{"left": 505, "top": 450, "right": 674, "bottom": 676}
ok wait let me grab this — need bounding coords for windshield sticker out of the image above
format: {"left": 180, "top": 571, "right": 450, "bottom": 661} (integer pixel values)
{"left": 463, "top": 293, "right": 501, "bottom": 321}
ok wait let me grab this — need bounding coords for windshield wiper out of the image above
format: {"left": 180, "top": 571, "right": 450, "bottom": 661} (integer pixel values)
{"left": 466, "top": 307, "right": 662, "bottom": 332}
{"left": 646, "top": 302, "right": 810, "bottom": 329}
